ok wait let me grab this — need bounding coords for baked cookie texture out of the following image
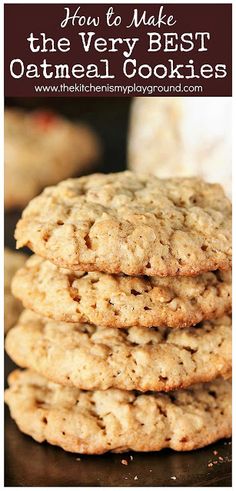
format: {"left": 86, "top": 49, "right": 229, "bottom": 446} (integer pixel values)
{"left": 15, "top": 172, "right": 232, "bottom": 276}
{"left": 5, "top": 370, "right": 232, "bottom": 454}
{"left": 5, "top": 310, "right": 232, "bottom": 392}
{"left": 12, "top": 255, "right": 232, "bottom": 328}
{"left": 5, "top": 108, "right": 101, "bottom": 209}
{"left": 4, "top": 248, "right": 27, "bottom": 333}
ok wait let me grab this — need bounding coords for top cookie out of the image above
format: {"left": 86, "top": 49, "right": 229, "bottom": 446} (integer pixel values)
{"left": 5, "top": 108, "right": 101, "bottom": 210}
{"left": 15, "top": 172, "right": 232, "bottom": 276}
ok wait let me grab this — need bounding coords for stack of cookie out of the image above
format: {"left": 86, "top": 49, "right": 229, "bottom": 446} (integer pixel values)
{"left": 5, "top": 172, "right": 232, "bottom": 454}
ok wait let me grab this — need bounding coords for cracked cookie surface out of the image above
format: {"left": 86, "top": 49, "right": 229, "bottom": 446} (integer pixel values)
{"left": 5, "top": 369, "right": 232, "bottom": 454}
{"left": 15, "top": 172, "right": 232, "bottom": 276}
{"left": 4, "top": 248, "right": 27, "bottom": 333}
{"left": 5, "top": 310, "right": 232, "bottom": 392}
{"left": 12, "top": 254, "right": 232, "bottom": 329}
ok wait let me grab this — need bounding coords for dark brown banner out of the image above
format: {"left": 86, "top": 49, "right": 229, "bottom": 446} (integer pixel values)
{"left": 4, "top": 3, "right": 232, "bottom": 97}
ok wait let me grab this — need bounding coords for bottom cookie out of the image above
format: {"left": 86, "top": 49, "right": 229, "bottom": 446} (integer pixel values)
{"left": 5, "top": 370, "right": 231, "bottom": 454}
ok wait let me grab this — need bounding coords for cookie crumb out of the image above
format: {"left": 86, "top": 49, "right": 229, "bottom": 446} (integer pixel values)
{"left": 134, "top": 476, "right": 138, "bottom": 480}
{"left": 130, "top": 455, "right": 134, "bottom": 461}
{"left": 149, "top": 469, "right": 152, "bottom": 472}
{"left": 76, "top": 457, "right": 81, "bottom": 461}
{"left": 171, "top": 476, "right": 177, "bottom": 480}
{"left": 121, "top": 459, "right": 128, "bottom": 466}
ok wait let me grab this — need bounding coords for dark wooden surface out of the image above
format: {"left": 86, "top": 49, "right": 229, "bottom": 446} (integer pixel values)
{"left": 4, "top": 98, "right": 232, "bottom": 486}
{"left": 4, "top": 415, "right": 232, "bottom": 487}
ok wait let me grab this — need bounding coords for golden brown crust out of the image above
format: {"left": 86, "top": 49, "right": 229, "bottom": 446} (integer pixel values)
{"left": 15, "top": 172, "right": 232, "bottom": 276}
{"left": 12, "top": 254, "right": 232, "bottom": 329}
{"left": 5, "top": 369, "right": 232, "bottom": 454}
{"left": 5, "top": 310, "right": 232, "bottom": 392}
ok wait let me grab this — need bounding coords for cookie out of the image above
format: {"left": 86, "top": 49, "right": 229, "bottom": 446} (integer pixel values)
{"left": 12, "top": 255, "right": 232, "bottom": 327}
{"left": 4, "top": 248, "right": 27, "bottom": 333}
{"left": 15, "top": 172, "right": 232, "bottom": 276}
{"left": 5, "top": 370, "right": 232, "bottom": 454}
{"left": 5, "top": 310, "right": 232, "bottom": 392}
{"left": 5, "top": 108, "right": 101, "bottom": 209}
{"left": 12, "top": 255, "right": 232, "bottom": 329}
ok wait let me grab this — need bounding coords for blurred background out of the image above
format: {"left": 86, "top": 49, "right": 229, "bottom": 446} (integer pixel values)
{"left": 5, "top": 97, "right": 131, "bottom": 174}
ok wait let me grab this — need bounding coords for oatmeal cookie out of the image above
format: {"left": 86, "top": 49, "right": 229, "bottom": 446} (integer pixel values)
{"left": 12, "top": 255, "right": 232, "bottom": 328}
{"left": 5, "top": 370, "right": 232, "bottom": 454}
{"left": 15, "top": 172, "right": 232, "bottom": 276}
{"left": 5, "top": 310, "right": 232, "bottom": 392}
